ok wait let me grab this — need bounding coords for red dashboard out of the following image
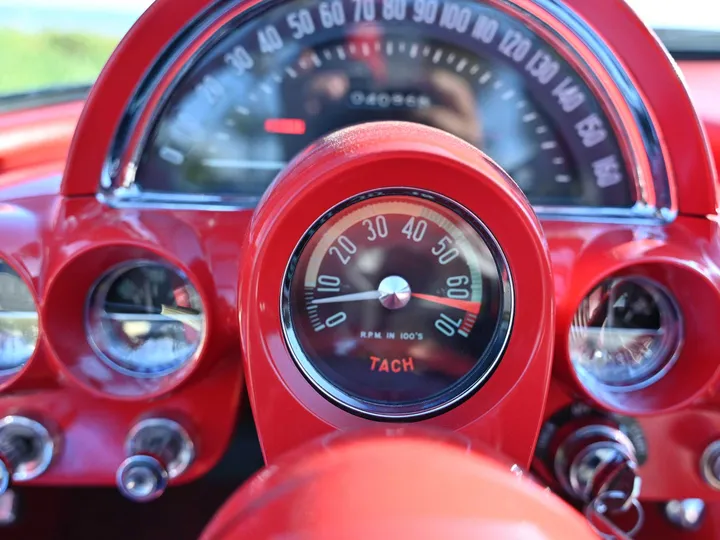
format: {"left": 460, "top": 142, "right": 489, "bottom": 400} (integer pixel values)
{"left": 2, "top": 0, "right": 720, "bottom": 537}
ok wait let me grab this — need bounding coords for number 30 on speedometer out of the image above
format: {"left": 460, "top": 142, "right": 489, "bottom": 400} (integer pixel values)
{"left": 282, "top": 190, "right": 514, "bottom": 420}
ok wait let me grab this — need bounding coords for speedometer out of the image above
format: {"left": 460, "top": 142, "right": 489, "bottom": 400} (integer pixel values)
{"left": 131, "top": 0, "right": 634, "bottom": 208}
{"left": 282, "top": 190, "right": 513, "bottom": 419}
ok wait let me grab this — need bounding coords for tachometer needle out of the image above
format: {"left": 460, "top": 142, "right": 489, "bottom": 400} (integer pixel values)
{"left": 311, "top": 291, "right": 383, "bottom": 304}
{"left": 411, "top": 294, "right": 481, "bottom": 314}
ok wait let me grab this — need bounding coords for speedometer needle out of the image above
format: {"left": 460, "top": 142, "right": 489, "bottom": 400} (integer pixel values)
{"left": 411, "top": 294, "right": 481, "bottom": 315}
{"left": 311, "top": 291, "right": 382, "bottom": 304}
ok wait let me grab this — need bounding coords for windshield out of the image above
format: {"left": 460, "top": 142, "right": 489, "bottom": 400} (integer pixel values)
{"left": 0, "top": 0, "right": 718, "bottom": 101}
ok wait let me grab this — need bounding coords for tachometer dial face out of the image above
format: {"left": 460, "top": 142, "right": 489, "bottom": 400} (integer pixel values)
{"left": 282, "top": 190, "right": 513, "bottom": 419}
{"left": 135, "top": 0, "right": 633, "bottom": 208}
{"left": 86, "top": 261, "right": 205, "bottom": 377}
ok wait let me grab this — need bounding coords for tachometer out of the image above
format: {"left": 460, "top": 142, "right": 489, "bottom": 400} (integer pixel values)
{"left": 282, "top": 190, "right": 513, "bottom": 419}
{"left": 132, "top": 0, "right": 634, "bottom": 208}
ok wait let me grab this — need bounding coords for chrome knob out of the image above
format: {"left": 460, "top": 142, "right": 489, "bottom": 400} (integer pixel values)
{"left": 554, "top": 425, "right": 641, "bottom": 511}
{"left": 117, "top": 418, "right": 195, "bottom": 502}
{"left": 116, "top": 455, "right": 168, "bottom": 502}
{"left": 665, "top": 499, "right": 705, "bottom": 530}
{"left": 0, "top": 416, "right": 56, "bottom": 495}
{"left": 0, "top": 461, "right": 10, "bottom": 496}
{"left": 700, "top": 440, "right": 720, "bottom": 490}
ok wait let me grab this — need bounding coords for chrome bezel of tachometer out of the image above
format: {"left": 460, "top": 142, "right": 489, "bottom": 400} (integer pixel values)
{"left": 85, "top": 259, "right": 206, "bottom": 378}
{"left": 101, "top": 0, "right": 674, "bottom": 222}
{"left": 280, "top": 188, "right": 515, "bottom": 421}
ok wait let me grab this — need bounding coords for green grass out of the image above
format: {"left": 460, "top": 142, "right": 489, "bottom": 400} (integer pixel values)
{"left": 0, "top": 29, "right": 118, "bottom": 95}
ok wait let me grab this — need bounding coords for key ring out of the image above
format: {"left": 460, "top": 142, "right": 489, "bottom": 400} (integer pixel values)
{"left": 585, "top": 491, "right": 644, "bottom": 539}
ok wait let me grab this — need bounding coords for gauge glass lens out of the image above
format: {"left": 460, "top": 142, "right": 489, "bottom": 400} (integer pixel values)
{"left": 0, "top": 261, "right": 39, "bottom": 374}
{"left": 87, "top": 262, "right": 205, "bottom": 376}
{"left": 569, "top": 277, "right": 681, "bottom": 392}
{"left": 134, "top": 0, "right": 632, "bottom": 208}
{"left": 283, "top": 191, "right": 513, "bottom": 419}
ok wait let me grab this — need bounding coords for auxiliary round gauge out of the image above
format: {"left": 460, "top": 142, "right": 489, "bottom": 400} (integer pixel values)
{"left": 282, "top": 190, "right": 513, "bottom": 420}
{"left": 86, "top": 261, "right": 205, "bottom": 377}
{"left": 0, "top": 261, "right": 39, "bottom": 375}
{"left": 569, "top": 276, "right": 682, "bottom": 392}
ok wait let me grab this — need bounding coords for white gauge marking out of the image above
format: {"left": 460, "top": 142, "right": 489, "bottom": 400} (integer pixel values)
{"left": 158, "top": 147, "right": 185, "bottom": 165}
{"left": 479, "top": 71, "right": 492, "bottom": 84}
{"left": 312, "top": 291, "right": 382, "bottom": 304}
{"left": 201, "top": 159, "right": 287, "bottom": 170}
{"left": 541, "top": 141, "right": 558, "bottom": 150}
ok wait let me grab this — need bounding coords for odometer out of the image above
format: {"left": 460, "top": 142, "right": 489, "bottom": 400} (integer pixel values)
{"left": 132, "top": 0, "right": 635, "bottom": 208}
{"left": 282, "top": 190, "right": 513, "bottom": 419}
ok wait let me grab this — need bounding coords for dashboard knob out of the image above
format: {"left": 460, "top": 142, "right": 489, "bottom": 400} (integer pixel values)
{"left": 0, "top": 416, "right": 56, "bottom": 495}
{"left": 664, "top": 499, "right": 706, "bottom": 530}
{"left": 700, "top": 440, "right": 720, "bottom": 490}
{"left": 554, "top": 424, "right": 641, "bottom": 511}
{"left": 116, "top": 455, "right": 169, "bottom": 502}
{"left": 116, "top": 418, "right": 195, "bottom": 502}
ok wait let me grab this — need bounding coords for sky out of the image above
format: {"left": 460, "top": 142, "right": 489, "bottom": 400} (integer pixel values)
{"left": 1, "top": 0, "right": 719, "bottom": 30}
{"left": 1, "top": 0, "right": 154, "bottom": 11}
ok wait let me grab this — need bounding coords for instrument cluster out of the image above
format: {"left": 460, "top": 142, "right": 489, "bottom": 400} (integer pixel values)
{"left": 1, "top": 0, "right": 720, "bottom": 521}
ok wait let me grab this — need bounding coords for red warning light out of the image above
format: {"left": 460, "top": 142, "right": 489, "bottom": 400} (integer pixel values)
{"left": 264, "top": 118, "right": 307, "bottom": 135}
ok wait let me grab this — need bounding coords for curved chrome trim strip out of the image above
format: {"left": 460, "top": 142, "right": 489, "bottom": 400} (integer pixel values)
{"left": 103, "top": 0, "right": 674, "bottom": 222}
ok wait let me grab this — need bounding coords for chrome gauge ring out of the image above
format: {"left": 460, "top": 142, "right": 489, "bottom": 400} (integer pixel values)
{"left": 104, "top": 0, "right": 670, "bottom": 221}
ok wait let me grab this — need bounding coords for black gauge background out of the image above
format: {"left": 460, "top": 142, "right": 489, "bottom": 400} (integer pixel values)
{"left": 281, "top": 190, "right": 514, "bottom": 420}
{"left": 86, "top": 261, "right": 204, "bottom": 377}
{"left": 134, "top": 0, "right": 634, "bottom": 208}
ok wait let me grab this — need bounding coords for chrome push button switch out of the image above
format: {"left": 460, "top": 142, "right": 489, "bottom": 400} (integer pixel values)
{"left": 0, "top": 416, "right": 56, "bottom": 495}
{"left": 116, "top": 418, "right": 195, "bottom": 502}
{"left": 117, "top": 455, "right": 169, "bottom": 502}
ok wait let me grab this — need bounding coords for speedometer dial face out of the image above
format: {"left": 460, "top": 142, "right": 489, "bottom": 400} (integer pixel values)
{"left": 282, "top": 190, "right": 513, "bottom": 419}
{"left": 135, "top": 0, "right": 633, "bottom": 208}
